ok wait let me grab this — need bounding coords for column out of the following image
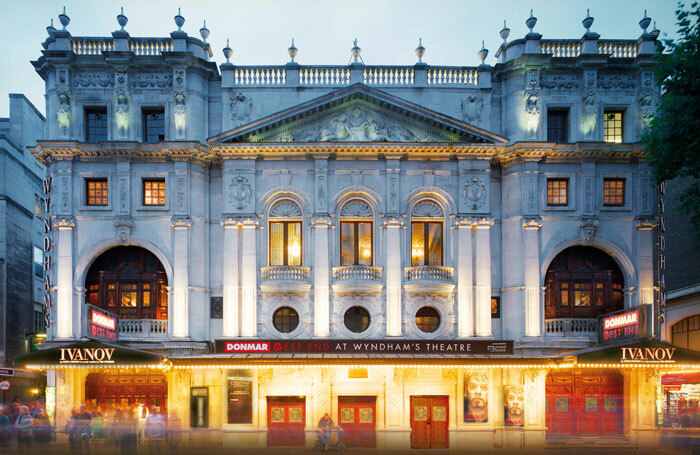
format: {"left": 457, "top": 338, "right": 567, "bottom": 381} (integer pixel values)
{"left": 312, "top": 217, "right": 331, "bottom": 337}
{"left": 171, "top": 216, "right": 190, "bottom": 338}
{"left": 637, "top": 219, "right": 656, "bottom": 336}
{"left": 385, "top": 218, "right": 403, "bottom": 336}
{"left": 221, "top": 216, "right": 239, "bottom": 337}
{"left": 55, "top": 217, "right": 75, "bottom": 339}
{"left": 240, "top": 218, "right": 258, "bottom": 337}
{"left": 456, "top": 218, "right": 474, "bottom": 337}
{"left": 523, "top": 218, "right": 543, "bottom": 337}
{"left": 474, "top": 218, "right": 494, "bottom": 337}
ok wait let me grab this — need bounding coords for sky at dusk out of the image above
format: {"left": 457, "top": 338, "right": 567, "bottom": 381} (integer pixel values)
{"left": 0, "top": 0, "right": 679, "bottom": 118}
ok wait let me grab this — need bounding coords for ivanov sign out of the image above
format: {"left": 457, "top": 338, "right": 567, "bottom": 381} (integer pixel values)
{"left": 59, "top": 348, "right": 115, "bottom": 363}
{"left": 621, "top": 347, "right": 676, "bottom": 363}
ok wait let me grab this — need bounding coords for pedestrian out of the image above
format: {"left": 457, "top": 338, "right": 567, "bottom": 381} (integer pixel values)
{"left": 32, "top": 407, "right": 55, "bottom": 446}
{"left": 15, "top": 405, "right": 33, "bottom": 454}
{"left": 145, "top": 406, "right": 164, "bottom": 455}
{"left": 92, "top": 410, "right": 105, "bottom": 440}
{"left": 76, "top": 403, "right": 93, "bottom": 455}
{"left": 0, "top": 405, "right": 12, "bottom": 448}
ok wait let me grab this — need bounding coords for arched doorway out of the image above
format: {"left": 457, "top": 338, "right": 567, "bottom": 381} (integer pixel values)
{"left": 545, "top": 246, "right": 624, "bottom": 320}
{"left": 85, "top": 246, "right": 168, "bottom": 320}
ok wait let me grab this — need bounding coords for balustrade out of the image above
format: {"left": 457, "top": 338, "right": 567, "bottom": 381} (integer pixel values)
{"left": 260, "top": 265, "right": 311, "bottom": 281}
{"left": 545, "top": 318, "right": 598, "bottom": 336}
{"left": 540, "top": 40, "right": 581, "bottom": 58}
{"left": 598, "top": 40, "right": 638, "bottom": 58}
{"left": 299, "top": 67, "right": 349, "bottom": 86}
{"left": 72, "top": 39, "right": 115, "bottom": 55}
{"left": 427, "top": 67, "right": 478, "bottom": 86}
{"left": 118, "top": 319, "right": 168, "bottom": 339}
{"left": 363, "top": 67, "right": 414, "bottom": 86}
{"left": 404, "top": 266, "right": 454, "bottom": 282}
{"left": 234, "top": 67, "right": 286, "bottom": 86}
{"left": 332, "top": 265, "right": 383, "bottom": 281}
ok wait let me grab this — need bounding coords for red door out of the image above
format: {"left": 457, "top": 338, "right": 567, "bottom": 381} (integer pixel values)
{"left": 267, "top": 397, "right": 306, "bottom": 446}
{"left": 338, "top": 396, "right": 376, "bottom": 447}
{"left": 546, "top": 371, "right": 622, "bottom": 436}
{"left": 410, "top": 396, "right": 449, "bottom": 449}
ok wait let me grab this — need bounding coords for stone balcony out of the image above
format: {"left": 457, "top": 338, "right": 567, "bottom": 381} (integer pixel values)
{"left": 331, "top": 265, "right": 383, "bottom": 294}
{"left": 545, "top": 318, "right": 598, "bottom": 339}
{"left": 260, "top": 265, "right": 312, "bottom": 294}
{"left": 118, "top": 319, "right": 168, "bottom": 341}
{"left": 403, "top": 266, "right": 455, "bottom": 294}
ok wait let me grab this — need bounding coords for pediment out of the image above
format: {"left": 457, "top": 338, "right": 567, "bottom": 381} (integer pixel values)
{"left": 209, "top": 84, "right": 506, "bottom": 144}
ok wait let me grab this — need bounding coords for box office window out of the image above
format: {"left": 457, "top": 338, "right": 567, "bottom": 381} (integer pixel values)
{"left": 228, "top": 370, "right": 253, "bottom": 424}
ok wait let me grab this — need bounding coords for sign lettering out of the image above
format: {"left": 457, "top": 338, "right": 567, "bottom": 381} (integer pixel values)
{"left": 59, "top": 347, "right": 115, "bottom": 364}
{"left": 87, "top": 305, "right": 118, "bottom": 342}
{"left": 658, "top": 180, "right": 667, "bottom": 329}
{"left": 621, "top": 346, "right": 676, "bottom": 363}
{"left": 42, "top": 176, "right": 52, "bottom": 328}
{"left": 599, "top": 308, "right": 645, "bottom": 343}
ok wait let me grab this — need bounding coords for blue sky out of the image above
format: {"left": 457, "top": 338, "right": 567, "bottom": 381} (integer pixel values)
{"left": 1, "top": 0, "right": 678, "bottom": 117}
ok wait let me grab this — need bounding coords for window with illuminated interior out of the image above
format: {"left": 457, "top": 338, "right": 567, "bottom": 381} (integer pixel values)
{"left": 410, "top": 200, "right": 444, "bottom": 266}
{"left": 339, "top": 199, "right": 373, "bottom": 266}
{"left": 268, "top": 199, "right": 303, "bottom": 266}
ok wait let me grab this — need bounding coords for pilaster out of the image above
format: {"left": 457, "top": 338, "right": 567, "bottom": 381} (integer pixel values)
{"left": 55, "top": 216, "right": 75, "bottom": 339}
{"left": 312, "top": 216, "right": 332, "bottom": 337}
{"left": 240, "top": 218, "right": 258, "bottom": 337}
{"left": 522, "top": 218, "right": 543, "bottom": 337}
{"left": 474, "top": 217, "right": 494, "bottom": 337}
{"left": 385, "top": 217, "right": 404, "bottom": 336}
{"left": 455, "top": 217, "right": 474, "bottom": 337}
{"left": 171, "top": 215, "right": 191, "bottom": 338}
{"left": 221, "top": 215, "right": 240, "bottom": 337}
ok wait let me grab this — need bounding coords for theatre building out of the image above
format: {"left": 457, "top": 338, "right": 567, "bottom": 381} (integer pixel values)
{"left": 18, "top": 7, "right": 697, "bottom": 450}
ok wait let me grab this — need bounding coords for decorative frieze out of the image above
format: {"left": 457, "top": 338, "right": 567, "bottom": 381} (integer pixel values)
{"left": 598, "top": 74, "right": 635, "bottom": 90}
{"left": 131, "top": 73, "right": 172, "bottom": 88}
{"left": 460, "top": 95, "right": 484, "bottom": 125}
{"left": 170, "top": 215, "right": 191, "bottom": 229}
{"left": 522, "top": 217, "right": 542, "bottom": 230}
{"left": 540, "top": 74, "right": 580, "bottom": 90}
{"left": 579, "top": 217, "right": 599, "bottom": 243}
{"left": 230, "top": 92, "right": 253, "bottom": 127}
{"left": 73, "top": 72, "right": 114, "bottom": 88}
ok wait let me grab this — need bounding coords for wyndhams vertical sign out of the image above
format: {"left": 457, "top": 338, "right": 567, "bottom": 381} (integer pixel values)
{"left": 658, "top": 181, "right": 666, "bottom": 328}
{"left": 42, "top": 176, "right": 52, "bottom": 328}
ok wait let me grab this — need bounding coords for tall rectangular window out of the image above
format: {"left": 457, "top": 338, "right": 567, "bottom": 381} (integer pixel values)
{"left": 603, "top": 111, "right": 623, "bottom": 143}
{"left": 143, "top": 108, "right": 165, "bottom": 143}
{"left": 269, "top": 221, "right": 302, "bottom": 266}
{"left": 411, "top": 222, "right": 443, "bottom": 266}
{"left": 340, "top": 221, "right": 373, "bottom": 266}
{"left": 85, "top": 107, "right": 108, "bottom": 142}
{"left": 143, "top": 179, "right": 166, "bottom": 206}
{"left": 547, "top": 110, "right": 568, "bottom": 143}
{"left": 86, "top": 179, "right": 109, "bottom": 206}
{"left": 33, "top": 246, "right": 43, "bottom": 278}
{"left": 546, "top": 179, "right": 568, "bottom": 206}
{"left": 603, "top": 178, "right": 625, "bottom": 206}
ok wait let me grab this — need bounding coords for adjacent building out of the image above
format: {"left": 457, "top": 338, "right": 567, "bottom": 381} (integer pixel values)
{"left": 20, "top": 7, "right": 698, "bottom": 450}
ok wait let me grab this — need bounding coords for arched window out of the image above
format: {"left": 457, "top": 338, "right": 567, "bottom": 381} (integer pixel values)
{"left": 672, "top": 315, "right": 700, "bottom": 350}
{"left": 85, "top": 246, "right": 168, "bottom": 320}
{"left": 269, "top": 199, "right": 303, "bottom": 266}
{"left": 544, "top": 246, "right": 624, "bottom": 319}
{"left": 340, "top": 199, "right": 373, "bottom": 266}
{"left": 411, "top": 200, "right": 444, "bottom": 266}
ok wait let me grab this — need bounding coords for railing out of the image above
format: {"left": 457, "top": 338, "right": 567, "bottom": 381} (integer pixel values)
{"left": 118, "top": 319, "right": 168, "bottom": 339}
{"left": 300, "top": 67, "right": 349, "bottom": 85}
{"left": 332, "top": 265, "right": 383, "bottom": 281}
{"left": 364, "top": 67, "right": 415, "bottom": 86}
{"left": 234, "top": 67, "right": 286, "bottom": 85}
{"left": 427, "top": 67, "right": 478, "bottom": 86}
{"left": 598, "top": 40, "right": 638, "bottom": 58}
{"left": 540, "top": 40, "right": 581, "bottom": 58}
{"left": 260, "top": 265, "right": 311, "bottom": 281}
{"left": 545, "top": 318, "right": 598, "bottom": 336}
{"left": 130, "top": 39, "right": 173, "bottom": 56}
{"left": 73, "top": 39, "right": 115, "bottom": 55}
{"left": 404, "top": 266, "right": 454, "bottom": 282}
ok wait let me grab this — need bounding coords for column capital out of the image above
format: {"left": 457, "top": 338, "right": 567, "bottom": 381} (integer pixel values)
{"left": 240, "top": 217, "right": 258, "bottom": 228}
{"left": 170, "top": 215, "right": 191, "bottom": 230}
{"left": 636, "top": 217, "right": 657, "bottom": 231}
{"left": 54, "top": 216, "right": 76, "bottom": 229}
{"left": 220, "top": 214, "right": 240, "bottom": 228}
{"left": 454, "top": 217, "right": 474, "bottom": 228}
{"left": 522, "top": 217, "right": 543, "bottom": 230}
{"left": 311, "top": 216, "right": 333, "bottom": 227}
{"left": 384, "top": 216, "right": 404, "bottom": 228}
{"left": 474, "top": 216, "right": 495, "bottom": 228}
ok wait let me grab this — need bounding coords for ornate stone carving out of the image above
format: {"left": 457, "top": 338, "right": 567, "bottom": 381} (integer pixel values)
{"left": 278, "top": 170, "right": 291, "bottom": 188}
{"left": 57, "top": 69, "right": 68, "bottom": 85}
{"left": 642, "top": 71, "right": 654, "bottom": 88}
{"left": 173, "top": 69, "right": 186, "bottom": 87}
{"left": 175, "top": 176, "right": 186, "bottom": 211}
{"left": 73, "top": 73, "right": 114, "bottom": 88}
{"left": 230, "top": 92, "right": 253, "bottom": 127}
{"left": 383, "top": 216, "right": 404, "bottom": 227}
{"left": 54, "top": 216, "right": 76, "bottom": 229}
{"left": 638, "top": 92, "right": 656, "bottom": 132}
{"left": 460, "top": 95, "right": 483, "bottom": 124}
{"left": 61, "top": 176, "right": 70, "bottom": 211}
{"left": 170, "top": 215, "right": 191, "bottom": 229}
{"left": 636, "top": 218, "right": 657, "bottom": 230}
{"left": 118, "top": 177, "right": 128, "bottom": 212}
{"left": 584, "top": 70, "right": 597, "bottom": 89}
{"left": 463, "top": 177, "right": 487, "bottom": 211}
{"left": 115, "top": 70, "right": 128, "bottom": 88}
{"left": 56, "top": 90, "right": 71, "bottom": 134}
{"left": 412, "top": 200, "right": 443, "bottom": 218}
{"left": 131, "top": 74, "right": 172, "bottom": 88}
{"left": 113, "top": 216, "right": 132, "bottom": 244}
{"left": 579, "top": 217, "right": 599, "bottom": 243}
{"left": 227, "top": 175, "right": 253, "bottom": 210}
{"left": 524, "top": 70, "right": 540, "bottom": 138}
{"left": 115, "top": 90, "right": 129, "bottom": 137}
{"left": 340, "top": 199, "right": 372, "bottom": 217}
{"left": 598, "top": 74, "right": 635, "bottom": 90}
{"left": 580, "top": 92, "right": 598, "bottom": 139}
{"left": 526, "top": 176, "right": 537, "bottom": 213}
{"left": 522, "top": 217, "right": 542, "bottom": 230}
{"left": 173, "top": 90, "right": 187, "bottom": 136}
{"left": 311, "top": 216, "right": 332, "bottom": 226}
{"left": 315, "top": 173, "right": 327, "bottom": 212}
{"left": 541, "top": 74, "right": 580, "bottom": 90}
{"left": 388, "top": 176, "right": 399, "bottom": 213}
{"left": 270, "top": 199, "right": 302, "bottom": 217}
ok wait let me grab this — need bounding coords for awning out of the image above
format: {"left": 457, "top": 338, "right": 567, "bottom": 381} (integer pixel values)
{"left": 14, "top": 341, "right": 166, "bottom": 369}
{"left": 557, "top": 339, "right": 700, "bottom": 367}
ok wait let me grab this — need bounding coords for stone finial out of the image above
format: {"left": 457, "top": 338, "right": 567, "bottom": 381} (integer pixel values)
{"left": 499, "top": 20, "right": 510, "bottom": 43}
{"left": 651, "top": 21, "right": 660, "bottom": 39}
{"left": 174, "top": 7, "right": 185, "bottom": 31}
{"left": 46, "top": 18, "right": 56, "bottom": 35}
{"left": 582, "top": 9, "right": 594, "bottom": 32}
{"left": 117, "top": 7, "right": 128, "bottom": 31}
{"left": 350, "top": 38, "right": 363, "bottom": 64}
{"left": 415, "top": 38, "right": 426, "bottom": 63}
{"left": 477, "top": 41, "right": 488, "bottom": 65}
{"left": 288, "top": 38, "right": 298, "bottom": 62}
{"left": 639, "top": 9, "right": 651, "bottom": 33}
{"left": 223, "top": 39, "right": 233, "bottom": 63}
{"left": 200, "top": 20, "right": 210, "bottom": 42}
{"left": 526, "top": 9, "right": 537, "bottom": 33}
{"left": 58, "top": 6, "right": 70, "bottom": 30}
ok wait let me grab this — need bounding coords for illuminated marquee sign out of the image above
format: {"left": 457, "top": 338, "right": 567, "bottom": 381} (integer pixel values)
{"left": 41, "top": 176, "right": 52, "bottom": 328}
{"left": 598, "top": 307, "right": 645, "bottom": 343}
{"left": 620, "top": 346, "right": 676, "bottom": 363}
{"left": 86, "top": 305, "right": 119, "bottom": 342}
{"left": 215, "top": 339, "right": 514, "bottom": 355}
{"left": 59, "top": 347, "right": 116, "bottom": 364}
